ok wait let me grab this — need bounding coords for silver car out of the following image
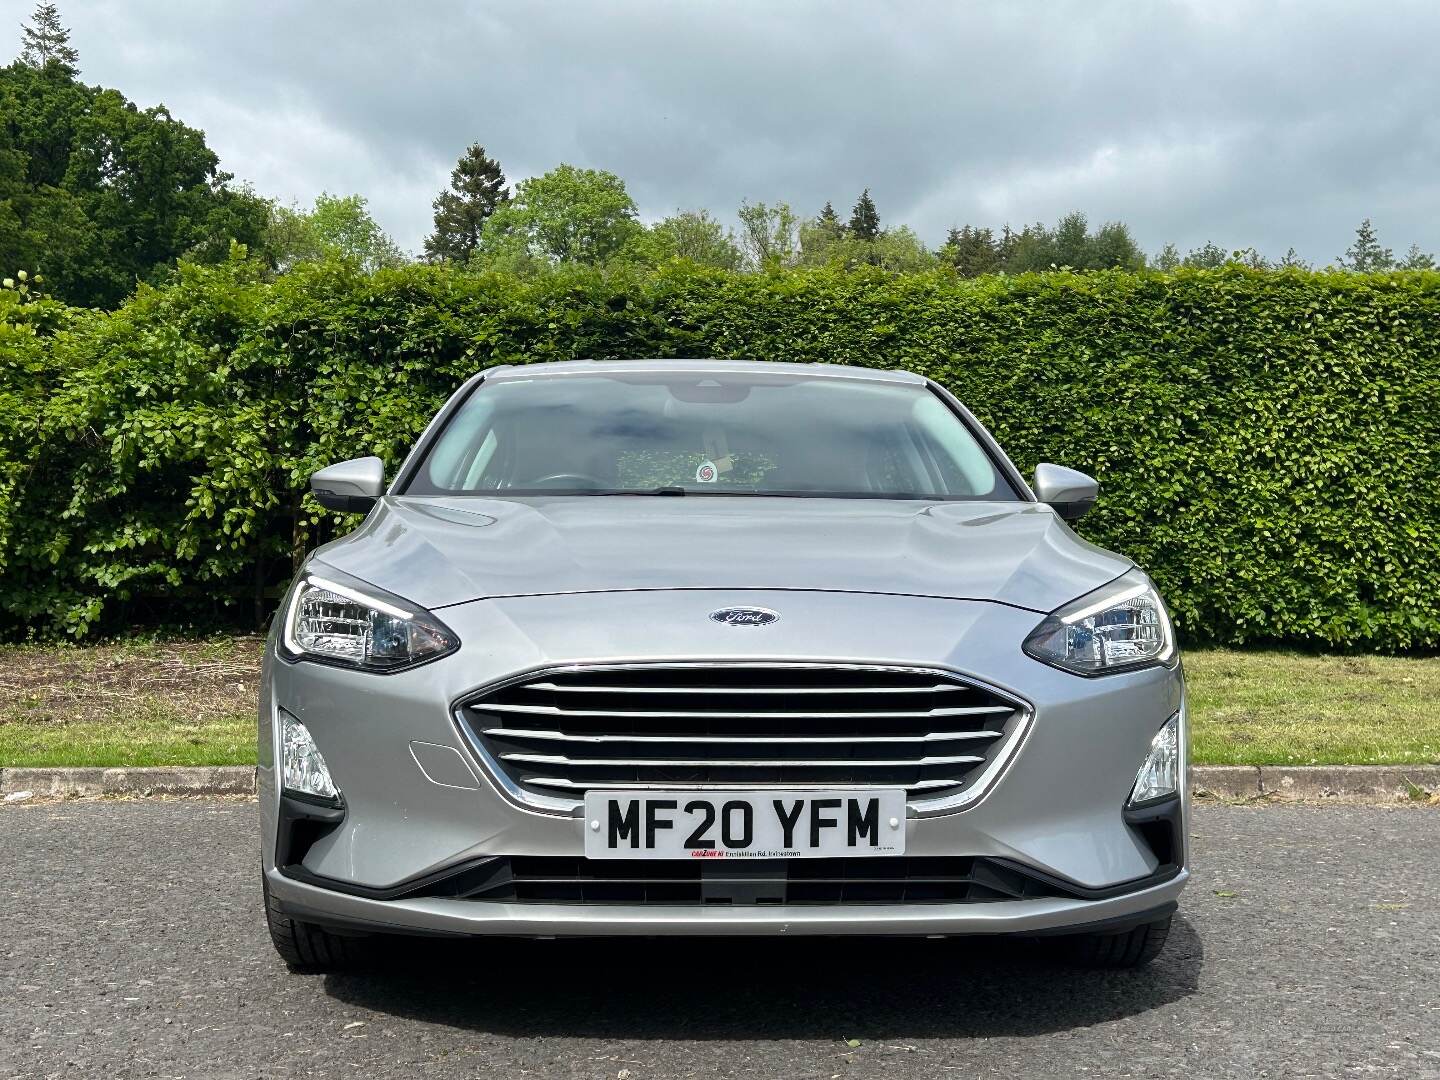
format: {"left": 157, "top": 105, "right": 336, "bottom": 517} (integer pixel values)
{"left": 260, "top": 359, "right": 1186, "bottom": 971}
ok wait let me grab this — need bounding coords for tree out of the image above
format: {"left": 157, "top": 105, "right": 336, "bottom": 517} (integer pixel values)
{"left": 941, "top": 225, "right": 1002, "bottom": 277}
{"left": 424, "top": 144, "right": 508, "bottom": 263}
{"left": 1003, "top": 222, "right": 1057, "bottom": 272}
{"left": 638, "top": 209, "right": 742, "bottom": 269}
{"left": 0, "top": 58, "right": 269, "bottom": 306}
{"left": 1399, "top": 243, "right": 1435, "bottom": 270}
{"left": 20, "top": 3, "right": 78, "bottom": 73}
{"left": 868, "top": 226, "right": 936, "bottom": 272}
{"left": 736, "top": 200, "right": 798, "bottom": 269}
{"left": 265, "top": 192, "right": 405, "bottom": 272}
{"left": 1088, "top": 221, "right": 1146, "bottom": 269}
{"left": 1051, "top": 211, "right": 1091, "bottom": 268}
{"left": 1183, "top": 242, "right": 1228, "bottom": 269}
{"left": 798, "top": 202, "right": 844, "bottom": 265}
{"left": 308, "top": 193, "right": 404, "bottom": 269}
{"left": 798, "top": 218, "right": 935, "bottom": 272}
{"left": 477, "top": 164, "right": 641, "bottom": 266}
{"left": 1338, "top": 219, "right": 1394, "bottom": 272}
{"left": 996, "top": 224, "right": 1018, "bottom": 266}
{"left": 1233, "top": 247, "right": 1269, "bottom": 270}
{"left": 995, "top": 212, "right": 1146, "bottom": 273}
{"left": 1154, "top": 243, "right": 1182, "bottom": 271}
{"left": 1278, "top": 247, "right": 1310, "bottom": 270}
{"left": 848, "top": 189, "right": 880, "bottom": 241}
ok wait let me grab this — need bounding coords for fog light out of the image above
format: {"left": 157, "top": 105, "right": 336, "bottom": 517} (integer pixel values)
{"left": 1128, "top": 712, "right": 1181, "bottom": 806}
{"left": 279, "top": 709, "right": 338, "bottom": 802}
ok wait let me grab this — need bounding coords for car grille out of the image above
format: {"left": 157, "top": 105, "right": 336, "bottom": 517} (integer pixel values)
{"left": 456, "top": 662, "right": 1029, "bottom": 812}
{"left": 402, "top": 855, "right": 1069, "bottom": 905}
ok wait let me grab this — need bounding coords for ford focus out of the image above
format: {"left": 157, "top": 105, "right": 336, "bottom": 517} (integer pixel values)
{"left": 260, "top": 359, "right": 1186, "bottom": 971}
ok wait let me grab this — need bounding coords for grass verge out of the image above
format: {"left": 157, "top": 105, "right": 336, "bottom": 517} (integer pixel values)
{"left": 0, "top": 637, "right": 259, "bottom": 767}
{"left": 1185, "top": 649, "right": 1439, "bottom": 766}
{"left": 0, "top": 639, "right": 1436, "bottom": 768}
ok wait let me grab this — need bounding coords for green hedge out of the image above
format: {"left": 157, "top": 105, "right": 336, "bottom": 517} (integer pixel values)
{"left": 1, "top": 259, "right": 1437, "bottom": 648}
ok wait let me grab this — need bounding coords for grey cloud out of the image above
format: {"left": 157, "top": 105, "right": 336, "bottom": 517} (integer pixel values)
{"left": 7, "top": 0, "right": 1437, "bottom": 263}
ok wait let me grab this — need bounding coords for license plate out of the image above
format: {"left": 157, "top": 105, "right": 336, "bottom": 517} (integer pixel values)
{"left": 582, "top": 789, "right": 907, "bottom": 860}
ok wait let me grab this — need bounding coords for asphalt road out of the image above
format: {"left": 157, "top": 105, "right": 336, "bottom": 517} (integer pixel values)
{"left": 1, "top": 801, "right": 1437, "bottom": 1080}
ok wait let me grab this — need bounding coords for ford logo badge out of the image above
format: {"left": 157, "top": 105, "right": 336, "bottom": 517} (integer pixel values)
{"left": 710, "top": 607, "right": 780, "bottom": 627}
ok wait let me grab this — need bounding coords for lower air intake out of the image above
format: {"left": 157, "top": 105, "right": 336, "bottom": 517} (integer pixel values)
{"left": 403, "top": 855, "right": 1072, "bottom": 906}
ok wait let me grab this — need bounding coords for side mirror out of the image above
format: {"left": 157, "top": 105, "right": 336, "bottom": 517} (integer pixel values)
{"left": 1033, "top": 463, "right": 1098, "bottom": 522}
{"left": 311, "top": 456, "right": 385, "bottom": 513}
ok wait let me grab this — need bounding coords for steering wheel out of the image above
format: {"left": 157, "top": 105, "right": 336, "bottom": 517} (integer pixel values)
{"left": 530, "top": 472, "right": 609, "bottom": 489}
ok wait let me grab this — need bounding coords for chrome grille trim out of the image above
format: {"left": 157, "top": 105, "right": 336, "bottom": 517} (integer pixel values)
{"left": 524, "top": 681, "right": 962, "bottom": 695}
{"left": 477, "top": 702, "right": 1011, "bottom": 720}
{"left": 499, "top": 753, "right": 988, "bottom": 768}
{"left": 523, "top": 777, "right": 963, "bottom": 793}
{"left": 481, "top": 728, "right": 1005, "bottom": 744}
{"left": 453, "top": 662, "right": 1032, "bottom": 817}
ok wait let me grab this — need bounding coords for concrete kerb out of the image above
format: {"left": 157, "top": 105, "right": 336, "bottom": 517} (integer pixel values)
{"left": 1189, "top": 764, "right": 1440, "bottom": 804}
{"left": 1, "top": 766, "right": 256, "bottom": 800}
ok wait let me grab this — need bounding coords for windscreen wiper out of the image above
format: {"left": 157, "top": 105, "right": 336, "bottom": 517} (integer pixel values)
{"left": 570, "top": 487, "right": 689, "bottom": 496}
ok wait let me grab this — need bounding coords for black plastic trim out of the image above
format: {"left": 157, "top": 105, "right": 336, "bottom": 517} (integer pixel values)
{"left": 279, "top": 855, "right": 506, "bottom": 902}
{"left": 278, "top": 851, "right": 1182, "bottom": 906}
{"left": 312, "top": 490, "right": 378, "bottom": 514}
{"left": 988, "top": 857, "right": 1182, "bottom": 902}
{"left": 275, "top": 793, "right": 346, "bottom": 872}
{"left": 1050, "top": 497, "right": 1097, "bottom": 522}
{"left": 1123, "top": 792, "right": 1183, "bottom": 874}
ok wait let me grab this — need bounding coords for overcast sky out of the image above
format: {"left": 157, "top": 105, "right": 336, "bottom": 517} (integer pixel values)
{"left": 7, "top": 1, "right": 1438, "bottom": 263}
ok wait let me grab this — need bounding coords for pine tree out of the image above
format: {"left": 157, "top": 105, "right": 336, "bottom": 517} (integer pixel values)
{"left": 1399, "top": 243, "right": 1435, "bottom": 270}
{"left": 1338, "top": 219, "right": 1394, "bottom": 272}
{"left": 848, "top": 189, "right": 880, "bottom": 241}
{"left": 424, "top": 144, "right": 510, "bottom": 263}
{"left": 941, "top": 225, "right": 1001, "bottom": 276}
{"left": 997, "top": 224, "right": 1018, "bottom": 268}
{"left": 20, "top": 3, "right": 79, "bottom": 73}
{"left": 816, "top": 201, "right": 842, "bottom": 235}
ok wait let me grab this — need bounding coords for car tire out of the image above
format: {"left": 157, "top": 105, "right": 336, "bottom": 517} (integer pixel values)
{"left": 263, "top": 876, "right": 365, "bottom": 973}
{"left": 1062, "top": 914, "right": 1172, "bottom": 969}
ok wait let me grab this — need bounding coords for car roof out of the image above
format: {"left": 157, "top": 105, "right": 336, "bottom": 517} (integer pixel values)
{"left": 482, "top": 358, "right": 927, "bottom": 386}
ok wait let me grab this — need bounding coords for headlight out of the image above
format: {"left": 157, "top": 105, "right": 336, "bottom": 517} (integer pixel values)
{"left": 1128, "top": 712, "right": 1182, "bottom": 806}
{"left": 1023, "top": 568, "right": 1176, "bottom": 676}
{"left": 279, "top": 708, "right": 340, "bottom": 802}
{"left": 279, "top": 567, "right": 459, "bottom": 672}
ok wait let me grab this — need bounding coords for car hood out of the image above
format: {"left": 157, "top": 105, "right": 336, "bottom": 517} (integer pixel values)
{"left": 311, "top": 496, "right": 1132, "bottom": 615}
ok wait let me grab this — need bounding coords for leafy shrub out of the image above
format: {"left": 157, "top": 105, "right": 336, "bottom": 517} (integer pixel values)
{"left": 0, "top": 260, "right": 1436, "bottom": 649}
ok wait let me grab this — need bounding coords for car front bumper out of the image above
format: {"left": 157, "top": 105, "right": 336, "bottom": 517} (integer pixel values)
{"left": 260, "top": 586, "right": 1188, "bottom": 938}
{"left": 265, "top": 863, "right": 1186, "bottom": 938}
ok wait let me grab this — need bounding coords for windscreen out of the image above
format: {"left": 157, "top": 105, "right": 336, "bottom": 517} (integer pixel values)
{"left": 404, "top": 372, "right": 1017, "bottom": 501}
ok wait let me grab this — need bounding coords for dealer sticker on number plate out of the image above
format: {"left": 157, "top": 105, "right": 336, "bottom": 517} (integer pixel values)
{"left": 582, "top": 789, "right": 907, "bottom": 860}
